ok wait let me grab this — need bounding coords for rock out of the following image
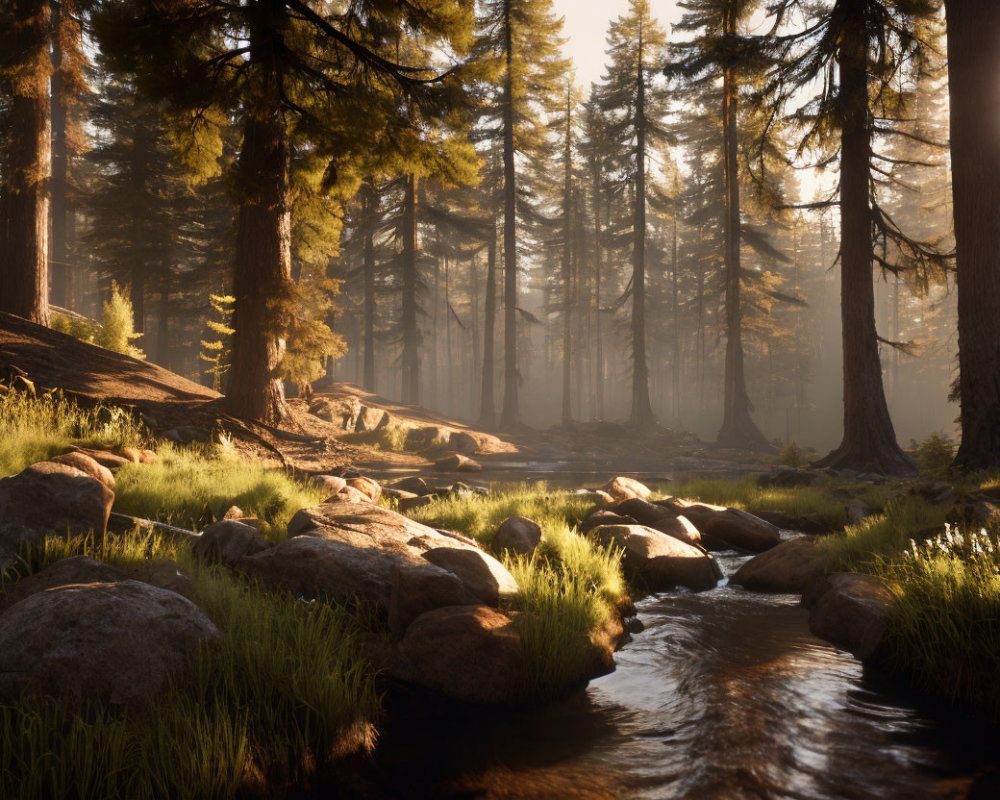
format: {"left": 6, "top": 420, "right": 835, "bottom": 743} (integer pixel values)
{"left": 312, "top": 474, "right": 348, "bottom": 496}
{"left": 399, "top": 494, "right": 436, "bottom": 513}
{"left": 0, "top": 555, "right": 124, "bottom": 612}
{"left": 579, "top": 509, "right": 637, "bottom": 535}
{"left": 245, "top": 502, "right": 508, "bottom": 611}
{"left": 71, "top": 446, "right": 131, "bottom": 471}
{"left": 657, "top": 498, "right": 780, "bottom": 553}
{"left": 434, "top": 453, "right": 482, "bottom": 473}
{"left": 846, "top": 498, "right": 872, "bottom": 524}
{"left": 355, "top": 405, "right": 389, "bottom": 432}
{"left": 803, "top": 572, "right": 893, "bottom": 661}
{"left": 49, "top": 451, "right": 115, "bottom": 489}
{"left": 387, "top": 476, "right": 432, "bottom": 496}
{"left": 223, "top": 505, "right": 244, "bottom": 520}
{"left": 394, "top": 605, "right": 525, "bottom": 705}
{"left": 610, "top": 499, "right": 702, "bottom": 546}
{"left": 732, "top": 537, "right": 826, "bottom": 593}
{"left": 0, "top": 580, "right": 218, "bottom": 707}
{"left": 753, "top": 510, "right": 831, "bottom": 535}
{"left": 603, "top": 476, "right": 652, "bottom": 502}
{"left": 329, "top": 485, "right": 372, "bottom": 504}
{"left": 389, "top": 564, "right": 478, "bottom": 635}
{"left": 577, "top": 490, "right": 614, "bottom": 507}
{"left": 383, "top": 487, "right": 417, "bottom": 502}
{"left": 0, "top": 461, "right": 114, "bottom": 550}
{"left": 347, "top": 476, "right": 382, "bottom": 503}
{"left": 493, "top": 516, "right": 542, "bottom": 556}
{"left": 309, "top": 395, "right": 361, "bottom": 429}
{"left": 593, "top": 524, "right": 721, "bottom": 592}
{"left": 912, "top": 482, "right": 954, "bottom": 506}
{"left": 448, "top": 431, "right": 479, "bottom": 456}
{"left": 131, "top": 559, "right": 197, "bottom": 603}
{"left": 405, "top": 426, "right": 449, "bottom": 450}
{"left": 193, "top": 520, "right": 271, "bottom": 566}
{"left": 421, "top": 547, "right": 519, "bottom": 606}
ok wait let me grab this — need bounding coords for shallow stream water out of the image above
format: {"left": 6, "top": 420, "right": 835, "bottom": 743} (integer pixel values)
{"left": 332, "top": 548, "right": 1000, "bottom": 800}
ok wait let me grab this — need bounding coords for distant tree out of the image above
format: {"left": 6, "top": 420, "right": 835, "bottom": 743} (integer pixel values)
{"left": 945, "top": 0, "right": 1000, "bottom": 469}
{"left": 474, "top": 0, "right": 569, "bottom": 430}
{"left": 596, "top": 0, "right": 671, "bottom": 429}
{"left": 0, "top": 0, "right": 51, "bottom": 325}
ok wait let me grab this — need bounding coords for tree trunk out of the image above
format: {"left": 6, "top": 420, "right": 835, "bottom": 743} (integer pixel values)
{"left": 630, "top": 40, "right": 655, "bottom": 429}
{"left": 561, "top": 91, "right": 574, "bottom": 426}
{"left": 1, "top": 0, "right": 51, "bottom": 326}
{"left": 156, "top": 284, "right": 170, "bottom": 368}
{"left": 671, "top": 210, "right": 681, "bottom": 428}
{"left": 362, "top": 187, "right": 376, "bottom": 392}
{"left": 479, "top": 232, "right": 498, "bottom": 427}
{"left": 815, "top": 4, "right": 915, "bottom": 475}
{"left": 716, "top": 20, "right": 766, "bottom": 448}
{"left": 499, "top": 8, "right": 520, "bottom": 430}
{"left": 49, "top": 0, "right": 70, "bottom": 310}
{"left": 593, "top": 151, "right": 605, "bottom": 420}
{"left": 224, "top": 11, "right": 291, "bottom": 424}
{"left": 947, "top": 0, "right": 1000, "bottom": 470}
{"left": 400, "top": 173, "right": 419, "bottom": 404}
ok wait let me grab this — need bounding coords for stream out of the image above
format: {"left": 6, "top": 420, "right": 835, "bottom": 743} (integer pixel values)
{"left": 334, "top": 548, "right": 1000, "bottom": 800}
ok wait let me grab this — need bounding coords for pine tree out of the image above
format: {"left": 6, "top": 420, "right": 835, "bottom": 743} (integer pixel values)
{"left": 596, "top": 0, "right": 671, "bottom": 429}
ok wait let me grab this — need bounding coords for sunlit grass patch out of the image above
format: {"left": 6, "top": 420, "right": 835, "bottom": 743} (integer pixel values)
{"left": 667, "top": 476, "right": 849, "bottom": 528}
{"left": 340, "top": 423, "right": 410, "bottom": 452}
{"left": 0, "top": 554, "right": 380, "bottom": 799}
{"left": 820, "top": 498, "right": 947, "bottom": 573}
{"left": 112, "top": 444, "right": 326, "bottom": 541}
{"left": 0, "top": 390, "right": 146, "bottom": 478}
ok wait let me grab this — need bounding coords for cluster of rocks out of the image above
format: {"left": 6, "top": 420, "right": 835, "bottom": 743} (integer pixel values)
{"left": 0, "top": 447, "right": 219, "bottom": 708}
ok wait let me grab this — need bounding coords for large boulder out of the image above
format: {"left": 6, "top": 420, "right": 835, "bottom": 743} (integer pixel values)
{"left": 493, "top": 516, "right": 542, "bottom": 556}
{"left": 388, "top": 564, "right": 478, "bottom": 635}
{"left": 393, "top": 605, "right": 526, "bottom": 705}
{"left": 611, "top": 499, "right": 702, "bottom": 547}
{"left": 242, "top": 502, "right": 517, "bottom": 612}
{"left": 0, "top": 580, "right": 219, "bottom": 706}
{"left": 603, "top": 476, "right": 652, "bottom": 502}
{"left": 355, "top": 405, "right": 389, "bottom": 432}
{"left": 0, "top": 461, "right": 114, "bottom": 550}
{"left": 731, "top": 536, "right": 826, "bottom": 593}
{"left": 448, "top": 431, "right": 479, "bottom": 456}
{"left": 387, "top": 476, "right": 432, "bottom": 496}
{"left": 421, "top": 546, "right": 519, "bottom": 606}
{"left": 405, "top": 426, "right": 449, "bottom": 451}
{"left": 657, "top": 498, "right": 779, "bottom": 552}
{"left": 312, "top": 474, "right": 347, "bottom": 496}
{"left": 0, "top": 555, "right": 124, "bottom": 611}
{"left": 346, "top": 476, "right": 382, "bottom": 504}
{"left": 70, "top": 446, "right": 131, "bottom": 472}
{"left": 49, "top": 451, "right": 115, "bottom": 490}
{"left": 434, "top": 453, "right": 482, "bottom": 473}
{"left": 309, "top": 395, "right": 361, "bottom": 429}
{"left": 593, "top": 524, "right": 721, "bottom": 592}
{"left": 579, "top": 509, "right": 637, "bottom": 535}
{"left": 193, "top": 520, "right": 271, "bottom": 566}
{"left": 803, "top": 572, "right": 893, "bottom": 660}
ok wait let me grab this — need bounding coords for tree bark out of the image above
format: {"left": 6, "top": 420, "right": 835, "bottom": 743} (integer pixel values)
{"left": 224, "top": 6, "right": 291, "bottom": 424}
{"left": 400, "top": 173, "right": 419, "bottom": 404}
{"left": 815, "top": 2, "right": 915, "bottom": 475}
{"left": 499, "top": 5, "right": 520, "bottom": 430}
{"left": 716, "top": 12, "right": 766, "bottom": 448}
{"left": 947, "top": 0, "right": 1000, "bottom": 470}
{"left": 362, "top": 186, "right": 376, "bottom": 392}
{"left": 561, "top": 91, "right": 574, "bottom": 426}
{"left": 1, "top": 0, "right": 51, "bottom": 326}
{"left": 630, "top": 36, "right": 655, "bottom": 429}
{"left": 479, "top": 231, "right": 498, "bottom": 427}
{"left": 592, "top": 145, "right": 605, "bottom": 421}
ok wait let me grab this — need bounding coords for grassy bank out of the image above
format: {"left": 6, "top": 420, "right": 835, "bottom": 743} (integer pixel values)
{"left": 1, "top": 536, "right": 379, "bottom": 799}
{"left": 409, "top": 485, "right": 626, "bottom": 698}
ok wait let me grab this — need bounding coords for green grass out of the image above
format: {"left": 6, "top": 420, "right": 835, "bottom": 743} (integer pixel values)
{"left": 340, "top": 423, "right": 410, "bottom": 452}
{"left": 112, "top": 445, "right": 326, "bottom": 541}
{"left": 0, "top": 534, "right": 380, "bottom": 799}
{"left": 667, "top": 476, "right": 850, "bottom": 528}
{"left": 408, "top": 484, "right": 626, "bottom": 701}
{"left": 819, "top": 498, "right": 947, "bottom": 573}
{"left": 0, "top": 390, "right": 146, "bottom": 478}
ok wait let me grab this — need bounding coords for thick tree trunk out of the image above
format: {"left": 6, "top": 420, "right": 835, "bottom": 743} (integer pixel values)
{"left": 479, "top": 233, "right": 498, "bottom": 427}
{"left": 400, "top": 173, "right": 419, "bottom": 404}
{"left": 630, "top": 46, "right": 655, "bottom": 429}
{"left": 593, "top": 155, "right": 604, "bottom": 420}
{"left": 1, "top": 0, "right": 51, "bottom": 326}
{"left": 156, "top": 284, "right": 170, "bottom": 368}
{"left": 499, "top": 10, "right": 520, "bottom": 430}
{"left": 717, "top": 38, "right": 766, "bottom": 448}
{"left": 816, "top": 7, "right": 914, "bottom": 475}
{"left": 362, "top": 188, "right": 376, "bottom": 393}
{"left": 671, "top": 212, "right": 681, "bottom": 428}
{"left": 947, "top": 0, "right": 1000, "bottom": 470}
{"left": 224, "top": 15, "right": 291, "bottom": 424}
